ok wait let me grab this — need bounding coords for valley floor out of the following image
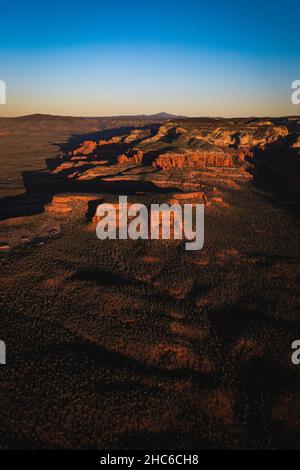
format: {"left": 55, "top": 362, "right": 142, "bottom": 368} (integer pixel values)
{"left": 1, "top": 174, "right": 299, "bottom": 449}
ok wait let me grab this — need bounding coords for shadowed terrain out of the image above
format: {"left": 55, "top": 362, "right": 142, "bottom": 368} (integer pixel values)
{"left": 0, "top": 114, "right": 300, "bottom": 449}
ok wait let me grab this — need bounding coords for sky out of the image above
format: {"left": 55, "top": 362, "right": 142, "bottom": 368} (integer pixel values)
{"left": 0, "top": 0, "right": 299, "bottom": 117}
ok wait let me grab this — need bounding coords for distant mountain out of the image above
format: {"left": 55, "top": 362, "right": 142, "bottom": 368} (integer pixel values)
{"left": 0, "top": 112, "right": 299, "bottom": 134}
{"left": 0, "top": 112, "right": 183, "bottom": 133}
{"left": 147, "top": 112, "right": 185, "bottom": 119}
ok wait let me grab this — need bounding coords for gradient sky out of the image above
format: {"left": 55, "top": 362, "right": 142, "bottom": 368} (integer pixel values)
{"left": 0, "top": 0, "right": 299, "bottom": 117}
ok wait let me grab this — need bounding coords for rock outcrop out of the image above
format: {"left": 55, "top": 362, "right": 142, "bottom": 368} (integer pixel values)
{"left": 117, "top": 150, "right": 144, "bottom": 164}
{"left": 55, "top": 118, "right": 298, "bottom": 200}
{"left": 98, "top": 136, "right": 123, "bottom": 146}
{"left": 46, "top": 195, "right": 98, "bottom": 215}
{"left": 73, "top": 140, "right": 97, "bottom": 156}
{"left": 233, "top": 125, "right": 288, "bottom": 149}
{"left": 153, "top": 149, "right": 233, "bottom": 170}
{"left": 114, "top": 119, "right": 288, "bottom": 169}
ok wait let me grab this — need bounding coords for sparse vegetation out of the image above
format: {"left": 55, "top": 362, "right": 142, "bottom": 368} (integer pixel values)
{"left": 0, "top": 115, "right": 299, "bottom": 449}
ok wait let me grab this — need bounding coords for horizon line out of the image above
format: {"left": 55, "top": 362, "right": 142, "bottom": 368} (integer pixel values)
{"left": 1, "top": 112, "right": 300, "bottom": 120}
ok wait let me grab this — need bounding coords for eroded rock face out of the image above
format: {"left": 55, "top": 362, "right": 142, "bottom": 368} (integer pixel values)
{"left": 117, "top": 150, "right": 144, "bottom": 164}
{"left": 46, "top": 195, "right": 98, "bottom": 215}
{"left": 114, "top": 119, "right": 288, "bottom": 169}
{"left": 63, "top": 118, "right": 292, "bottom": 173}
{"left": 98, "top": 136, "right": 123, "bottom": 146}
{"left": 234, "top": 126, "right": 288, "bottom": 149}
{"left": 123, "top": 128, "right": 150, "bottom": 143}
{"left": 55, "top": 118, "right": 298, "bottom": 201}
{"left": 73, "top": 140, "right": 97, "bottom": 155}
{"left": 117, "top": 154, "right": 129, "bottom": 164}
{"left": 153, "top": 150, "right": 233, "bottom": 170}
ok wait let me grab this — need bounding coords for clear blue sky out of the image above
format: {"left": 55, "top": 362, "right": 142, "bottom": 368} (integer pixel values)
{"left": 0, "top": 0, "right": 299, "bottom": 116}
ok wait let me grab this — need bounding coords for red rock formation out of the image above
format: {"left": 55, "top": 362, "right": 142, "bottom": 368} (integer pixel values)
{"left": 153, "top": 150, "right": 233, "bottom": 170}
{"left": 117, "top": 154, "right": 129, "bottom": 164}
{"left": 123, "top": 129, "right": 150, "bottom": 143}
{"left": 117, "top": 150, "right": 144, "bottom": 165}
{"left": 170, "top": 191, "right": 207, "bottom": 202}
{"left": 46, "top": 195, "right": 98, "bottom": 215}
{"left": 234, "top": 126, "right": 288, "bottom": 149}
{"left": 73, "top": 140, "right": 97, "bottom": 156}
{"left": 98, "top": 136, "right": 123, "bottom": 146}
